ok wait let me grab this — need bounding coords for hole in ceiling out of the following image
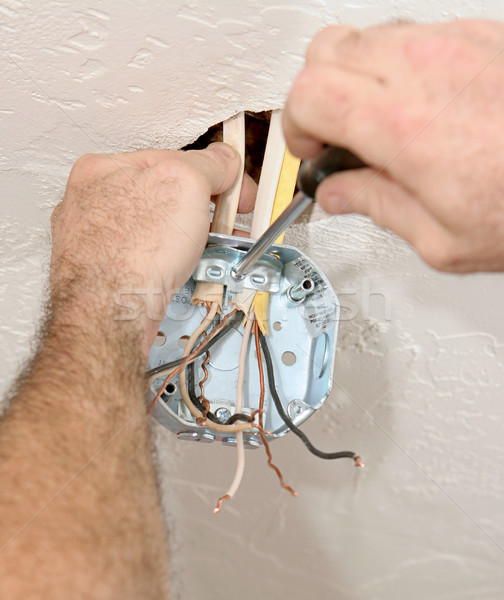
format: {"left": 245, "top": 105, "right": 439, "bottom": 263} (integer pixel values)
{"left": 182, "top": 111, "right": 271, "bottom": 184}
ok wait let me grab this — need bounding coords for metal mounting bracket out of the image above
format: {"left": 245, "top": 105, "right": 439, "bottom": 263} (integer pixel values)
{"left": 146, "top": 233, "right": 340, "bottom": 448}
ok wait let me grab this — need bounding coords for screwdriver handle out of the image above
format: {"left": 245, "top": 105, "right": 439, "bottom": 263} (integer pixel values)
{"left": 297, "top": 146, "right": 367, "bottom": 199}
{"left": 230, "top": 147, "right": 367, "bottom": 279}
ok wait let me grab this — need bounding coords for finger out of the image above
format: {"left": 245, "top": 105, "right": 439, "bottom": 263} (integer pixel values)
{"left": 281, "top": 109, "right": 324, "bottom": 158}
{"left": 305, "top": 22, "right": 434, "bottom": 76}
{"left": 187, "top": 142, "right": 240, "bottom": 195}
{"left": 305, "top": 25, "right": 362, "bottom": 66}
{"left": 70, "top": 150, "right": 180, "bottom": 183}
{"left": 113, "top": 143, "right": 240, "bottom": 193}
{"left": 108, "top": 149, "right": 178, "bottom": 170}
{"left": 283, "top": 64, "right": 395, "bottom": 162}
{"left": 154, "top": 142, "right": 240, "bottom": 197}
{"left": 237, "top": 173, "right": 257, "bottom": 214}
{"left": 70, "top": 147, "right": 206, "bottom": 183}
{"left": 315, "top": 167, "right": 451, "bottom": 252}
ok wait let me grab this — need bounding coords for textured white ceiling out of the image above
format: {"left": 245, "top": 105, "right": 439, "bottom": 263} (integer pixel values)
{"left": 2, "top": 1, "right": 504, "bottom": 599}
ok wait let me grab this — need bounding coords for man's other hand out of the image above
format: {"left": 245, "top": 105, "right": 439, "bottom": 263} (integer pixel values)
{"left": 283, "top": 20, "right": 504, "bottom": 272}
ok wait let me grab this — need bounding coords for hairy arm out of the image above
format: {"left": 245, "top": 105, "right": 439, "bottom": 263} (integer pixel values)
{"left": 0, "top": 304, "right": 167, "bottom": 598}
{"left": 0, "top": 143, "right": 244, "bottom": 598}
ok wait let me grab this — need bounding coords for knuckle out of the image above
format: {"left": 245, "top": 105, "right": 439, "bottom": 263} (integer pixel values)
{"left": 74, "top": 153, "right": 100, "bottom": 170}
{"left": 445, "top": 19, "right": 488, "bottom": 37}
{"left": 286, "top": 68, "right": 316, "bottom": 121}
{"left": 50, "top": 202, "right": 63, "bottom": 232}
{"left": 337, "top": 28, "right": 367, "bottom": 59}
{"left": 291, "top": 66, "right": 315, "bottom": 100}
{"left": 444, "top": 19, "right": 503, "bottom": 48}
{"left": 405, "top": 32, "right": 476, "bottom": 70}
{"left": 416, "top": 234, "right": 462, "bottom": 271}
{"left": 51, "top": 201, "right": 63, "bottom": 221}
{"left": 291, "top": 65, "right": 351, "bottom": 115}
{"left": 157, "top": 154, "right": 209, "bottom": 190}
{"left": 445, "top": 19, "right": 476, "bottom": 36}
{"left": 159, "top": 153, "right": 189, "bottom": 176}
{"left": 70, "top": 153, "right": 104, "bottom": 181}
{"left": 306, "top": 25, "right": 346, "bottom": 63}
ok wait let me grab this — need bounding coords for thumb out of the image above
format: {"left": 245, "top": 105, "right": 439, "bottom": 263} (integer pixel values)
{"left": 183, "top": 142, "right": 241, "bottom": 197}
{"left": 315, "top": 167, "right": 444, "bottom": 249}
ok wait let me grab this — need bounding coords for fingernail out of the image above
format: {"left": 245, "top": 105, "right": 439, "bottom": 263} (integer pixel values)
{"left": 209, "top": 142, "right": 237, "bottom": 159}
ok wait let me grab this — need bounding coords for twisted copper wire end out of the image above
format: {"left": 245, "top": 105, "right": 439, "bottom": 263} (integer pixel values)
{"left": 249, "top": 409, "right": 264, "bottom": 423}
{"left": 200, "top": 398, "right": 211, "bottom": 419}
{"left": 198, "top": 351, "right": 210, "bottom": 396}
{"left": 197, "top": 331, "right": 212, "bottom": 418}
{"left": 255, "top": 426, "right": 298, "bottom": 497}
{"left": 149, "top": 308, "right": 238, "bottom": 415}
{"left": 354, "top": 456, "right": 365, "bottom": 468}
{"left": 213, "top": 494, "right": 231, "bottom": 514}
{"left": 252, "top": 325, "right": 294, "bottom": 495}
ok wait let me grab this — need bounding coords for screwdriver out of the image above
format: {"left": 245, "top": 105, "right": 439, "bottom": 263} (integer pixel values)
{"left": 231, "top": 146, "right": 366, "bottom": 280}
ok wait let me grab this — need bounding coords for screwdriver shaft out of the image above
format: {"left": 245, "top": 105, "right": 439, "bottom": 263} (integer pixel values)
{"left": 231, "top": 191, "right": 313, "bottom": 279}
{"left": 230, "top": 146, "right": 367, "bottom": 279}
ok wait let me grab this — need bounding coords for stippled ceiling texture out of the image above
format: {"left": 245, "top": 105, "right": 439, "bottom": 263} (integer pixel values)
{"left": 2, "top": 1, "right": 504, "bottom": 599}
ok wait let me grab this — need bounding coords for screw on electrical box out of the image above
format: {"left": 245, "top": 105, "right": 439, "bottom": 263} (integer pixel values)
{"left": 222, "top": 437, "right": 238, "bottom": 447}
{"left": 243, "top": 433, "right": 262, "bottom": 449}
{"left": 147, "top": 233, "right": 341, "bottom": 444}
{"left": 177, "top": 431, "right": 215, "bottom": 443}
{"left": 215, "top": 407, "right": 231, "bottom": 423}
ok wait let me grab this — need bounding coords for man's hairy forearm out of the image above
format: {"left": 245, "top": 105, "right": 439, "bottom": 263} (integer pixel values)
{"left": 0, "top": 302, "right": 169, "bottom": 598}
{"left": 0, "top": 142, "right": 240, "bottom": 598}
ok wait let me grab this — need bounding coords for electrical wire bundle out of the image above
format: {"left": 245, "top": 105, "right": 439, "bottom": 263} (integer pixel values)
{"left": 146, "top": 303, "right": 363, "bottom": 514}
{"left": 146, "top": 110, "right": 362, "bottom": 512}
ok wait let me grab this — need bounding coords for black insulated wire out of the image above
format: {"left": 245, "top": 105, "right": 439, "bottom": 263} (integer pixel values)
{"left": 145, "top": 310, "right": 244, "bottom": 379}
{"left": 258, "top": 329, "right": 360, "bottom": 462}
{"left": 149, "top": 307, "right": 256, "bottom": 427}
{"left": 224, "top": 413, "right": 255, "bottom": 425}
{"left": 187, "top": 362, "right": 221, "bottom": 424}
{"left": 187, "top": 363, "right": 255, "bottom": 426}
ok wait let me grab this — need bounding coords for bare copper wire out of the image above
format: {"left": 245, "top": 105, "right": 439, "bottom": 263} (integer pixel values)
{"left": 147, "top": 367, "right": 180, "bottom": 415}
{"left": 213, "top": 494, "right": 231, "bottom": 514}
{"left": 248, "top": 415, "right": 297, "bottom": 498}
{"left": 201, "top": 399, "right": 210, "bottom": 419}
{"left": 354, "top": 456, "right": 365, "bottom": 468}
{"left": 147, "top": 309, "right": 238, "bottom": 415}
{"left": 253, "top": 321, "right": 265, "bottom": 429}
{"left": 249, "top": 408, "right": 265, "bottom": 425}
{"left": 197, "top": 331, "right": 211, "bottom": 418}
{"left": 198, "top": 352, "right": 210, "bottom": 398}
{"left": 252, "top": 328, "right": 297, "bottom": 496}
{"left": 254, "top": 425, "right": 298, "bottom": 497}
